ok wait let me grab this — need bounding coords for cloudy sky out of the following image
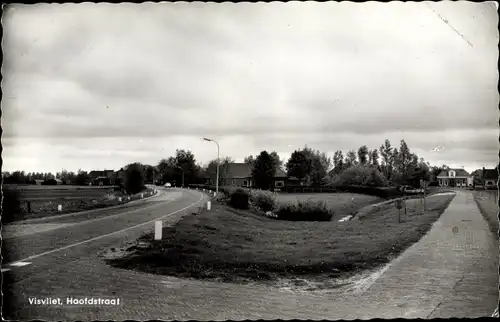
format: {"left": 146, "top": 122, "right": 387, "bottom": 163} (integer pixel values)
{"left": 3, "top": 1, "right": 499, "bottom": 174}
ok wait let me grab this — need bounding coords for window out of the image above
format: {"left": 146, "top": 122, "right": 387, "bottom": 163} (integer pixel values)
{"left": 276, "top": 181, "right": 284, "bottom": 188}
{"left": 243, "top": 180, "right": 247, "bottom": 186}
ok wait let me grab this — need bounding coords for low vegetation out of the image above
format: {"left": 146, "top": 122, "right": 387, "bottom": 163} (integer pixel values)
{"left": 275, "top": 200, "right": 333, "bottom": 221}
{"left": 473, "top": 190, "right": 499, "bottom": 240}
{"left": 229, "top": 188, "right": 250, "bottom": 210}
{"left": 106, "top": 190, "right": 455, "bottom": 283}
{"left": 2, "top": 187, "right": 155, "bottom": 223}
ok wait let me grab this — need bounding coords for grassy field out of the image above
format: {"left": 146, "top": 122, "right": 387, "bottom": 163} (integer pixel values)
{"left": 473, "top": 190, "right": 498, "bottom": 239}
{"left": 107, "top": 192, "right": 455, "bottom": 283}
{"left": 5, "top": 187, "right": 157, "bottom": 223}
{"left": 274, "top": 193, "right": 383, "bottom": 221}
{"left": 3, "top": 184, "right": 116, "bottom": 190}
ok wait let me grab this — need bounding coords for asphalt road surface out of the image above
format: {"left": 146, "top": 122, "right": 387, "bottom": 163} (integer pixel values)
{"left": 2, "top": 189, "right": 497, "bottom": 320}
{"left": 3, "top": 188, "right": 209, "bottom": 319}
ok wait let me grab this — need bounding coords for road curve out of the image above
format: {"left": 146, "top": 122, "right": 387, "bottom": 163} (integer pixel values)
{"left": 2, "top": 189, "right": 496, "bottom": 320}
{"left": 3, "top": 188, "right": 209, "bottom": 313}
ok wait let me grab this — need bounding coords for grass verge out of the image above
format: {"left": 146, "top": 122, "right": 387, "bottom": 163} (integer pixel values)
{"left": 106, "top": 193, "right": 455, "bottom": 283}
{"left": 4, "top": 188, "right": 157, "bottom": 223}
{"left": 274, "top": 193, "right": 383, "bottom": 221}
{"left": 473, "top": 190, "right": 499, "bottom": 240}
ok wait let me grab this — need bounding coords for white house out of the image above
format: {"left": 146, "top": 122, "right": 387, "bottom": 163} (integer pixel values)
{"left": 436, "top": 169, "right": 473, "bottom": 188}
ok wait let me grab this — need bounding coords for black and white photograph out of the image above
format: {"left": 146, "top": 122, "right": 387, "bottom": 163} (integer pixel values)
{"left": 2, "top": 1, "right": 499, "bottom": 320}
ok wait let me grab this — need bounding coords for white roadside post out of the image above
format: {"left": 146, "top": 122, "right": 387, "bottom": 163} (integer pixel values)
{"left": 118, "top": 197, "right": 122, "bottom": 202}
{"left": 154, "top": 221, "right": 162, "bottom": 240}
{"left": 207, "top": 201, "right": 211, "bottom": 211}
{"left": 57, "top": 204, "right": 62, "bottom": 212}
{"left": 213, "top": 191, "right": 216, "bottom": 197}
{"left": 141, "top": 193, "right": 144, "bottom": 199}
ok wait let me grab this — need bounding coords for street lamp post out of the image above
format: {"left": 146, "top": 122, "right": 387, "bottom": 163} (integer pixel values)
{"left": 203, "top": 137, "right": 220, "bottom": 195}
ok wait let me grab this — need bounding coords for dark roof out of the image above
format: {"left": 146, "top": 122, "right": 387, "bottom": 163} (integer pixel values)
{"left": 225, "top": 163, "right": 252, "bottom": 178}
{"left": 437, "top": 169, "right": 470, "bottom": 177}
{"left": 471, "top": 168, "right": 498, "bottom": 180}
{"left": 89, "top": 170, "right": 115, "bottom": 177}
{"left": 275, "top": 167, "right": 287, "bottom": 178}
{"left": 223, "top": 163, "right": 287, "bottom": 178}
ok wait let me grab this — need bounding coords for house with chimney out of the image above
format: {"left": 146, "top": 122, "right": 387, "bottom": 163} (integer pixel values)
{"left": 207, "top": 162, "right": 288, "bottom": 190}
{"left": 89, "top": 169, "right": 116, "bottom": 186}
{"left": 436, "top": 168, "right": 473, "bottom": 188}
{"left": 471, "top": 167, "right": 498, "bottom": 190}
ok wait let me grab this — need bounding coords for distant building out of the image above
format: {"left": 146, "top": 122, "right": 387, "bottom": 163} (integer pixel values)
{"left": 89, "top": 170, "right": 116, "bottom": 186}
{"left": 471, "top": 167, "right": 498, "bottom": 190}
{"left": 436, "top": 169, "right": 473, "bottom": 188}
{"left": 207, "top": 162, "right": 287, "bottom": 189}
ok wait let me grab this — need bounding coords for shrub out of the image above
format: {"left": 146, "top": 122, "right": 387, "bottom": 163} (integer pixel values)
{"left": 275, "top": 200, "right": 333, "bottom": 222}
{"left": 229, "top": 188, "right": 249, "bottom": 209}
{"left": 335, "top": 185, "right": 401, "bottom": 199}
{"left": 221, "top": 186, "right": 237, "bottom": 199}
{"left": 42, "top": 178, "right": 58, "bottom": 185}
{"left": 2, "top": 189, "right": 21, "bottom": 223}
{"left": 124, "top": 163, "right": 145, "bottom": 194}
{"left": 250, "top": 190, "right": 277, "bottom": 212}
{"left": 337, "top": 165, "right": 388, "bottom": 187}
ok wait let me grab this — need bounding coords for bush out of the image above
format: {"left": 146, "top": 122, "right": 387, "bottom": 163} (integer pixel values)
{"left": 229, "top": 188, "right": 249, "bottom": 209}
{"left": 335, "top": 185, "right": 401, "bottom": 199}
{"left": 336, "top": 165, "right": 388, "bottom": 187}
{"left": 42, "top": 178, "right": 58, "bottom": 185}
{"left": 2, "top": 189, "right": 21, "bottom": 223}
{"left": 124, "top": 164, "right": 145, "bottom": 194}
{"left": 250, "top": 190, "right": 277, "bottom": 212}
{"left": 275, "top": 200, "right": 333, "bottom": 222}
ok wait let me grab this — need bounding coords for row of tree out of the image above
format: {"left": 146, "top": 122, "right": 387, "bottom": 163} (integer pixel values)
{"left": 3, "top": 138, "right": 453, "bottom": 190}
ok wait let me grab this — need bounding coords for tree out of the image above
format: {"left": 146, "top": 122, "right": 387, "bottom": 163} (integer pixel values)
{"left": 156, "top": 150, "right": 199, "bottom": 186}
{"left": 244, "top": 155, "right": 255, "bottom": 166}
{"left": 124, "top": 163, "right": 145, "bottom": 194}
{"left": 75, "top": 170, "right": 91, "bottom": 186}
{"left": 332, "top": 150, "right": 344, "bottom": 174}
{"left": 269, "top": 151, "right": 284, "bottom": 169}
{"left": 286, "top": 150, "right": 312, "bottom": 182}
{"left": 345, "top": 150, "right": 358, "bottom": 168}
{"left": 252, "top": 151, "right": 277, "bottom": 190}
{"left": 157, "top": 157, "right": 177, "bottom": 184}
{"left": 357, "top": 145, "right": 369, "bottom": 165}
{"left": 172, "top": 149, "right": 198, "bottom": 186}
{"left": 309, "top": 149, "right": 331, "bottom": 185}
{"left": 379, "top": 139, "right": 394, "bottom": 180}
{"left": 394, "top": 140, "right": 413, "bottom": 184}
{"left": 336, "top": 165, "right": 388, "bottom": 187}
{"left": 407, "top": 157, "right": 431, "bottom": 187}
{"left": 206, "top": 156, "right": 233, "bottom": 186}
{"left": 369, "top": 149, "right": 379, "bottom": 167}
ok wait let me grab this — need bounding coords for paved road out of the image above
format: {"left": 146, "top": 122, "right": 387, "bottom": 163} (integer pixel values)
{"left": 3, "top": 188, "right": 209, "bottom": 318}
{"left": 3, "top": 189, "right": 497, "bottom": 320}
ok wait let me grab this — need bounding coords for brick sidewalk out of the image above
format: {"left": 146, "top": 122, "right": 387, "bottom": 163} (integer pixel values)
{"left": 6, "top": 190, "right": 497, "bottom": 320}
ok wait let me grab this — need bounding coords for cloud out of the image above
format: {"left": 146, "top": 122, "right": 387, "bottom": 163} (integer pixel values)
{"left": 2, "top": 2, "right": 498, "bottom": 173}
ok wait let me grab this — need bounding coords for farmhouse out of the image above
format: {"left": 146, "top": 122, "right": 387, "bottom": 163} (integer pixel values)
{"left": 436, "top": 169, "right": 473, "bottom": 188}
{"left": 208, "top": 163, "right": 287, "bottom": 189}
{"left": 89, "top": 169, "right": 116, "bottom": 186}
{"left": 471, "top": 167, "right": 498, "bottom": 190}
